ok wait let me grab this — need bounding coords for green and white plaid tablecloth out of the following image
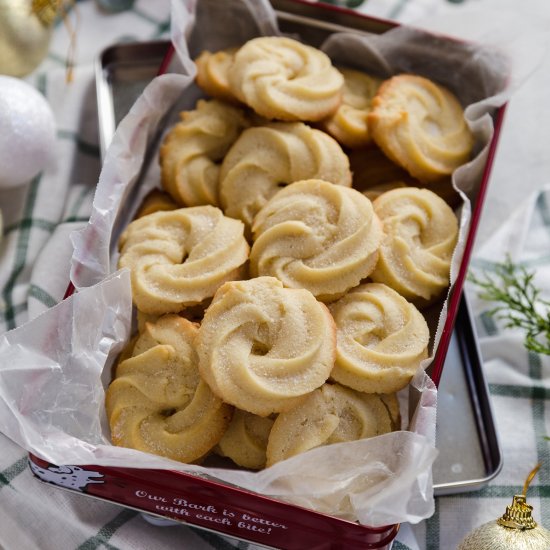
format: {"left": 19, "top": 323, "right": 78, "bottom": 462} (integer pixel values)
{"left": 1, "top": 1, "right": 550, "bottom": 549}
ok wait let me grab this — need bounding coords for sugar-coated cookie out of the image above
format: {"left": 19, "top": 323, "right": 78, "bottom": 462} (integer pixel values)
{"left": 250, "top": 179, "right": 382, "bottom": 301}
{"left": 368, "top": 74, "right": 474, "bottom": 182}
{"left": 195, "top": 48, "right": 238, "bottom": 103}
{"left": 329, "top": 282, "right": 430, "bottom": 394}
{"left": 228, "top": 36, "right": 344, "bottom": 121}
{"left": 266, "top": 383, "right": 393, "bottom": 466}
{"left": 370, "top": 187, "right": 458, "bottom": 305}
{"left": 118, "top": 206, "right": 249, "bottom": 315}
{"left": 106, "top": 315, "right": 233, "bottom": 463}
{"left": 160, "top": 99, "right": 249, "bottom": 207}
{"left": 219, "top": 122, "right": 351, "bottom": 229}
{"left": 197, "top": 277, "right": 336, "bottom": 416}
{"left": 319, "top": 67, "right": 382, "bottom": 148}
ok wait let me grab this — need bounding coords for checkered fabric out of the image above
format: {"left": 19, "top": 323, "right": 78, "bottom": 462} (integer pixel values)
{"left": 1, "top": 1, "right": 550, "bottom": 549}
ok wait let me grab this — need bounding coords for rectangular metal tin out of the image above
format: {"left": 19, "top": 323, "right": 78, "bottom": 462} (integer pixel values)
{"left": 30, "top": 2, "right": 505, "bottom": 548}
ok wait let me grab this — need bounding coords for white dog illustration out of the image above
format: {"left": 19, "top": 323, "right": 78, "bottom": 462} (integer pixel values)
{"left": 29, "top": 459, "right": 104, "bottom": 492}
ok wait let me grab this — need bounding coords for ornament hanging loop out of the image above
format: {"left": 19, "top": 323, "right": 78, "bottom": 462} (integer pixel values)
{"left": 522, "top": 463, "right": 541, "bottom": 497}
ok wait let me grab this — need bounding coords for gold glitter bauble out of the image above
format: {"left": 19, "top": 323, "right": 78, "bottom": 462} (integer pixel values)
{"left": 0, "top": 0, "right": 56, "bottom": 77}
{"left": 458, "top": 465, "right": 550, "bottom": 550}
{"left": 457, "top": 518, "right": 550, "bottom": 550}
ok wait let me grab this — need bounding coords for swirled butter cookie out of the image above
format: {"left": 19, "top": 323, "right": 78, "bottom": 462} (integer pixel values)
{"left": 195, "top": 48, "right": 238, "bottom": 102}
{"left": 370, "top": 187, "right": 458, "bottom": 305}
{"left": 319, "top": 68, "right": 382, "bottom": 148}
{"left": 329, "top": 282, "right": 430, "bottom": 394}
{"left": 160, "top": 99, "right": 249, "bottom": 207}
{"left": 228, "top": 36, "right": 344, "bottom": 121}
{"left": 368, "top": 74, "right": 474, "bottom": 182}
{"left": 106, "top": 315, "right": 233, "bottom": 463}
{"left": 250, "top": 179, "right": 382, "bottom": 301}
{"left": 266, "top": 383, "right": 393, "bottom": 466}
{"left": 118, "top": 206, "right": 249, "bottom": 315}
{"left": 216, "top": 409, "right": 275, "bottom": 470}
{"left": 219, "top": 122, "right": 352, "bottom": 229}
{"left": 196, "top": 276, "right": 336, "bottom": 416}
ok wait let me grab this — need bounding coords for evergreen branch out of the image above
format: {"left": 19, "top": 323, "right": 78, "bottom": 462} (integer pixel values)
{"left": 468, "top": 256, "right": 550, "bottom": 355}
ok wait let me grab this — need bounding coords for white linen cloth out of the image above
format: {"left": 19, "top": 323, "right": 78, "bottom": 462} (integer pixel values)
{"left": 0, "top": 1, "right": 550, "bottom": 549}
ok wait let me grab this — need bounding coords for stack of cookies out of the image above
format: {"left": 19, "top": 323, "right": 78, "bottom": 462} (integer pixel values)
{"left": 106, "top": 35, "right": 474, "bottom": 470}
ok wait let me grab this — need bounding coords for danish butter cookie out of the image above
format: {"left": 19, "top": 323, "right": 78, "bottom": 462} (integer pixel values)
{"left": 160, "top": 99, "right": 249, "bottom": 207}
{"left": 216, "top": 409, "right": 275, "bottom": 470}
{"left": 320, "top": 68, "right": 382, "bottom": 148}
{"left": 266, "top": 383, "right": 393, "bottom": 466}
{"left": 197, "top": 276, "right": 336, "bottom": 416}
{"left": 195, "top": 48, "right": 238, "bottom": 102}
{"left": 368, "top": 74, "right": 474, "bottom": 182}
{"left": 106, "top": 315, "right": 232, "bottom": 463}
{"left": 370, "top": 187, "right": 458, "bottom": 305}
{"left": 228, "top": 36, "right": 344, "bottom": 121}
{"left": 329, "top": 282, "right": 430, "bottom": 394}
{"left": 118, "top": 206, "right": 249, "bottom": 315}
{"left": 250, "top": 179, "right": 382, "bottom": 301}
{"left": 219, "top": 122, "right": 352, "bottom": 229}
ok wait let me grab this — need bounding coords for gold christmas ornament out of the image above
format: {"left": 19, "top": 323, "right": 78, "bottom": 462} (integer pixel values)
{"left": 0, "top": 0, "right": 56, "bottom": 77}
{"left": 0, "top": 0, "right": 76, "bottom": 80}
{"left": 457, "top": 464, "right": 550, "bottom": 550}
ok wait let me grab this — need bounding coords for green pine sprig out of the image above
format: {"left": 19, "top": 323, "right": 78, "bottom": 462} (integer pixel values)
{"left": 468, "top": 256, "right": 550, "bottom": 355}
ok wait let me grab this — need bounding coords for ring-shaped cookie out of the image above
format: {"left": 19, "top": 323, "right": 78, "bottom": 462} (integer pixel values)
{"left": 118, "top": 206, "right": 249, "bottom": 315}
{"left": 195, "top": 48, "right": 239, "bottom": 103}
{"left": 329, "top": 282, "right": 430, "bottom": 394}
{"left": 368, "top": 74, "right": 474, "bottom": 183}
{"left": 197, "top": 276, "right": 336, "bottom": 416}
{"left": 266, "top": 383, "right": 393, "bottom": 466}
{"left": 160, "top": 99, "right": 249, "bottom": 207}
{"left": 370, "top": 187, "right": 458, "bottom": 305}
{"left": 219, "top": 122, "right": 352, "bottom": 229}
{"left": 320, "top": 67, "right": 382, "bottom": 148}
{"left": 250, "top": 179, "right": 382, "bottom": 301}
{"left": 106, "top": 315, "right": 233, "bottom": 463}
{"left": 228, "top": 36, "right": 344, "bottom": 121}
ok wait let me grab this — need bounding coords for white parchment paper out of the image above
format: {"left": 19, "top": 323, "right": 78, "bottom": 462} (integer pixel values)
{"left": 0, "top": 0, "right": 531, "bottom": 528}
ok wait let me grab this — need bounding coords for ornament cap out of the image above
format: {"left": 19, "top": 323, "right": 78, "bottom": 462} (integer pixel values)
{"left": 497, "top": 494, "right": 537, "bottom": 530}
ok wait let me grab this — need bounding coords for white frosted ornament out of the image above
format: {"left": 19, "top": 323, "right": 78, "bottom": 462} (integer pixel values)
{"left": 0, "top": 76, "right": 56, "bottom": 188}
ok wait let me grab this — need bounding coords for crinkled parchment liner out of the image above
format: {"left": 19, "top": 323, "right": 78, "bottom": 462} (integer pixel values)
{"left": 0, "top": 0, "right": 515, "bottom": 528}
